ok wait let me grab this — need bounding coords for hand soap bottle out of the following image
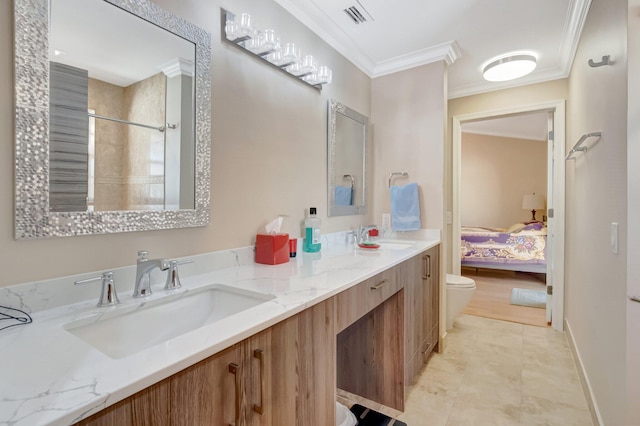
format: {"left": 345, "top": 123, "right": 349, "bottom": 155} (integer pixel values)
{"left": 303, "top": 207, "right": 322, "bottom": 253}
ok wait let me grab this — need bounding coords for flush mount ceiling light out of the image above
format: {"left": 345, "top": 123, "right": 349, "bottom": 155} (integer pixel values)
{"left": 482, "top": 54, "right": 537, "bottom": 82}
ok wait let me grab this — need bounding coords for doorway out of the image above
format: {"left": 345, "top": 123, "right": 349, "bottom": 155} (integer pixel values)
{"left": 452, "top": 100, "right": 566, "bottom": 331}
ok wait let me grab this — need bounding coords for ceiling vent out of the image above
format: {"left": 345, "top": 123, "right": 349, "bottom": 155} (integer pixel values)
{"left": 344, "top": 6, "right": 366, "bottom": 24}
{"left": 343, "top": 2, "right": 373, "bottom": 25}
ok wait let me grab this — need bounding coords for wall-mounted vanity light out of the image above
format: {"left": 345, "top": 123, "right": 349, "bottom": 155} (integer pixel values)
{"left": 222, "top": 9, "right": 332, "bottom": 90}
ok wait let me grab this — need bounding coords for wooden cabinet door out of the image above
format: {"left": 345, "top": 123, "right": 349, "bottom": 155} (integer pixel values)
{"left": 399, "top": 254, "right": 425, "bottom": 385}
{"left": 75, "top": 380, "right": 170, "bottom": 426}
{"left": 423, "top": 246, "right": 440, "bottom": 357}
{"left": 170, "top": 344, "right": 243, "bottom": 426}
{"left": 245, "top": 299, "right": 335, "bottom": 426}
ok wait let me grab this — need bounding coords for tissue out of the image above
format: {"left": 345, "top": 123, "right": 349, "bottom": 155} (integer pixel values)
{"left": 265, "top": 216, "right": 283, "bottom": 234}
{"left": 256, "top": 217, "right": 289, "bottom": 265}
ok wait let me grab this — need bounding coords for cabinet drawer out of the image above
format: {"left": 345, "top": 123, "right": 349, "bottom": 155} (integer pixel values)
{"left": 335, "top": 268, "right": 399, "bottom": 333}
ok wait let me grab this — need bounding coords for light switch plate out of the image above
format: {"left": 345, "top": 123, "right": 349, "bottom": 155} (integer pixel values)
{"left": 611, "top": 222, "right": 619, "bottom": 254}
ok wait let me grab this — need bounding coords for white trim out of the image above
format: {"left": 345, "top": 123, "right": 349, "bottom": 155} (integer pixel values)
{"left": 452, "top": 99, "right": 566, "bottom": 331}
{"left": 462, "top": 129, "right": 547, "bottom": 142}
{"left": 160, "top": 58, "right": 194, "bottom": 78}
{"left": 372, "top": 41, "right": 461, "bottom": 78}
{"left": 559, "top": 0, "right": 593, "bottom": 76}
{"left": 565, "top": 319, "right": 605, "bottom": 426}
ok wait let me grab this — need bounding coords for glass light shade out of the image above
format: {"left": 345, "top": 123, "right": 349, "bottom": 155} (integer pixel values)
{"left": 299, "top": 55, "right": 317, "bottom": 74}
{"left": 261, "top": 29, "right": 277, "bottom": 51}
{"left": 239, "top": 13, "right": 253, "bottom": 38}
{"left": 225, "top": 19, "right": 237, "bottom": 40}
{"left": 483, "top": 54, "right": 537, "bottom": 82}
{"left": 282, "top": 43, "right": 299, "bottom": 64}
{"left": 317, "top": 66, "right": 332, "bottom": 84}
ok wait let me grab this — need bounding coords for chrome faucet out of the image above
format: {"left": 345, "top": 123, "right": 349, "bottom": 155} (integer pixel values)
{"left": 133, "top": 250, "right": 170, "bottom": 298}
{"left": 357, "top": 224, "right": 378, "bottom": 244}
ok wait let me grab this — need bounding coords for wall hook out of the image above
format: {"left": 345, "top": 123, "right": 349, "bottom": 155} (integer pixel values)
{"left": 588, "top": 55, "right": 611, "bottom": 68}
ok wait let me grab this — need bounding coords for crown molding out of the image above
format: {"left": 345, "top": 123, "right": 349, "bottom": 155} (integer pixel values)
{"left": 448, "top": 67, "right": 570, "bottom": 99}
{"left": 160, "top": 58, "right": 194, "bottom": 78}
{"left": 559, "top": 0, "right": 593, "bottom": 75}
{"left": 372, "top": 41, "right": 461, "bottom": 78}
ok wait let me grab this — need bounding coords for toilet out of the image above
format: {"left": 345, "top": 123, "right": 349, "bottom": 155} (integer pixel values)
{"left": 446, "top": 274, "right": 476, "bottom": 330}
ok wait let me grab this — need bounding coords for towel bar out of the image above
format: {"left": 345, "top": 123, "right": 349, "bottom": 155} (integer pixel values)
{"left": 565, "top": 132, "right": 602, "bottom": 160}
{"left": 388, "top": 172, "right": 408, "bottom": 188}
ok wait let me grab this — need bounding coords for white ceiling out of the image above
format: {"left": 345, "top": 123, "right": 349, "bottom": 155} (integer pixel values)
{"left": 462, "top": 112, "right": 549, "bottom": 142}
{"left": 274, "top": 0, "right": 591, "bottom": 98}
{"left": 50, "top": 0, "right": 195, "bottom": 87}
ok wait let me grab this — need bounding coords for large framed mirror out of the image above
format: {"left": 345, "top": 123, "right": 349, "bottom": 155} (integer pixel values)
{"left": 14, "top": 0, "right": 211, "bottom": 239}
{"left": 327, "top": 99, "right": 368, "bottom": 216}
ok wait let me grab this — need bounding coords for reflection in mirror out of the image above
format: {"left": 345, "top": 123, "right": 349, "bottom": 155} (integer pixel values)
{"left": 14, "top": 0, "right": 211, "bottom": 238}
{"left": 328, "top": 99, "right": 368, "bottom": 216}
{"left": 49, "top": 0, "right": 195, "bottom": 212}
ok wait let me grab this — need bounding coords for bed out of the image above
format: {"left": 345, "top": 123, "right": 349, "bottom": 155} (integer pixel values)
{"left": 461, "top": 222, "right": 547, "bottom": 274}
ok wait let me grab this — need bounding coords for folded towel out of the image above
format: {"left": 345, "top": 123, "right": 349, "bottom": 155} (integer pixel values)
{"left": 334, "top": 185, "right": 353, "bottom": 206}
{"left": 390, "top": 182, "right": 421, "bottom": 231}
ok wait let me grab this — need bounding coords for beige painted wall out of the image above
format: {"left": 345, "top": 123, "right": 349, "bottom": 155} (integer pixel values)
{"left": 371, "top": 62, "right": 447, "bottom": 232}
{"left": 1, "top": 0, "right": 372, "bottom": 287}
{"left": 628, "top": 1, "right": 640, "bottom": 423}
{"left": 89, "top": 78, "right": 127, "bottom": 210}
{"left": 461, "top": 133, "right": 547, "bottom": 229}
{"left": 446, "top": 79, "right": 569, "bottom": 271}
{"left": 124, "top": 72, "right": 167, "bottom": 210}
{"left": 565, "top": 0, "right": 628, "bottom": 423}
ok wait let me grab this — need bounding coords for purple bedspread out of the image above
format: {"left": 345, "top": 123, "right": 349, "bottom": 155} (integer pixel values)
{"left": 461, "top": 224, "right": 547, "bottom": 267}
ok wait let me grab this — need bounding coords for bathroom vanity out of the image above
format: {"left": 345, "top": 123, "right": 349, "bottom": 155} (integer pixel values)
{"left": 0, "top": 233, "right": 439, "bottom": 425}
{"left": 74, "top": 244, "right": 439, "bottom": 425}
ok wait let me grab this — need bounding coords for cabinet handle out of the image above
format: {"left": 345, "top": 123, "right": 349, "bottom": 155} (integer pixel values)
{"left": 253, "top": 349, "right": 264, "bottom": 415}
{"left": 630, "top": 296, "right": 640, "bottom": 303}
{"left": 422, "top": 255, "right": 431, "bottom": 279}
{"left": 370, "top": 279, "right": 388, "bottom": 290}
{"left": 228, "top": 363, "right": 241, "bottom": 426}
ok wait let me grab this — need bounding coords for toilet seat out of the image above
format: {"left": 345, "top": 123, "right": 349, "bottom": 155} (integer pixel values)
{"left": 446, "top": 274, "right": 476, "bottom": 288}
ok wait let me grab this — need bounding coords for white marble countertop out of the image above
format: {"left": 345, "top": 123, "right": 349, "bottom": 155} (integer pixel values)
{"left": 0, "top": 231, "right": 439, "bottom": 425}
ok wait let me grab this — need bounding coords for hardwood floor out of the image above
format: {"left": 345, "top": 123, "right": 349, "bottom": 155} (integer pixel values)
{"left": 460, "top": 267, "right": 549, "bottom": 327}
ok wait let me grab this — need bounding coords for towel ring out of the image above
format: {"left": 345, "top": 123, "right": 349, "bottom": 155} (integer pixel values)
{"left": 388, "top": 172, "right": 408, "bottom": 188}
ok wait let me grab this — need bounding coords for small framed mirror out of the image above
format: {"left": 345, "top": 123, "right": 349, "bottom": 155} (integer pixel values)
{"left": 327, "top": 99, "right": 368, "bottom": 216}
{"left": 14, "top": 0, "right": 211, "bottom": 239}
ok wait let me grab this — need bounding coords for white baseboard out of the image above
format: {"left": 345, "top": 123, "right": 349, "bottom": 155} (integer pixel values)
{"left": 564, "top": 319, "right": 604, "bottom": 426}
{"left": 439, "top": 330, "right": 447, "bottom": 353}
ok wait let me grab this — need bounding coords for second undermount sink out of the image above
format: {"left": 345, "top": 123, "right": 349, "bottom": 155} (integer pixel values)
{"left": 64, "top": 284, "right": 274, "bottom": 359}
{"left": 375, "top": 239, "right": 418, "bottom": 250}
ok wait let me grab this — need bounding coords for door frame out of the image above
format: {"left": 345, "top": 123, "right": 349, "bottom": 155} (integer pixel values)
{"left": 452, "top": 99, "right": 566, "bottom": 331}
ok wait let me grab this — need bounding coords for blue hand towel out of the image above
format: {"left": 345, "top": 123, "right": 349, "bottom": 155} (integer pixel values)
{"left": 334, "top": 185, "right": 353, "bottom": 206}
{"left": 390, "top": 183, "right": 421, "bottom": 231}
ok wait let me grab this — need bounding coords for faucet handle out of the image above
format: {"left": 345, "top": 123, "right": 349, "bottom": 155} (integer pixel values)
{"left": 164, "top": 259, "right": 194, "bottom": 291}
{"left": 75, "top": 271, "right": 120, "bottom": 307}
{"left": 137, "top": 250, "right": 149, "bottom": 262}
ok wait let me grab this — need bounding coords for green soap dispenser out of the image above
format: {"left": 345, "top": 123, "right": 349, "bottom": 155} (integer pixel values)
{"left": 303, "top": 207, "right": 322, "bottom": 252}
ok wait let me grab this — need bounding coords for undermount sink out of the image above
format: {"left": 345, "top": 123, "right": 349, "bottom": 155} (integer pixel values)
{"left": 64, "top": 284, "right": 274, "bottom": 359}
{"left": 375, "top": 239, "right": 418, "bottom": 250}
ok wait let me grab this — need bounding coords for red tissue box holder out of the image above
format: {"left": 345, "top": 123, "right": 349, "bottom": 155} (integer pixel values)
{"left": 255, "top": 233, "right": 289, "bottom": 265}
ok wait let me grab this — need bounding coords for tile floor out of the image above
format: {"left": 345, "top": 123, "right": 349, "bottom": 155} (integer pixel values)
{"left": 397, "top": 314, "right": 593, "bottom": 425}
{"left": 339, "top": 314, "right": 593, "bottom": 426}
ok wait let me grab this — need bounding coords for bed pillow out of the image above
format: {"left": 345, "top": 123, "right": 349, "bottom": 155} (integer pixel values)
{"left": 506, "top": 223, "right": 527, "bottom": 233}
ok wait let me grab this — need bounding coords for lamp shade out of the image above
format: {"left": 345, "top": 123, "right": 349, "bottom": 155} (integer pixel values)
{"left": 522, "top": 194, "right": 545, "bottom": 210}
